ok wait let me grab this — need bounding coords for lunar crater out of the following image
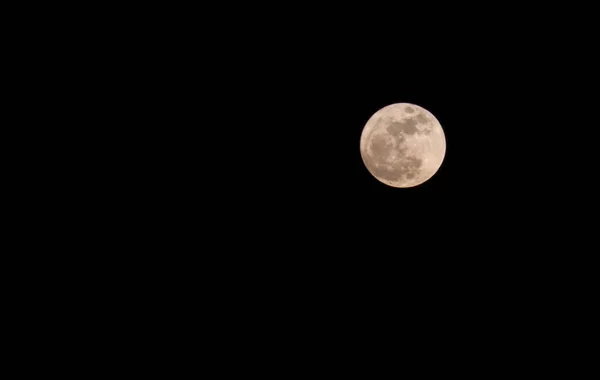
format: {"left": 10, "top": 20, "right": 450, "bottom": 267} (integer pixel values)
{"left": 387, "top": 118, "right": 418, "bottom": 135}
{"left": 416, "top": 114, "right": 428, "bottom": 123}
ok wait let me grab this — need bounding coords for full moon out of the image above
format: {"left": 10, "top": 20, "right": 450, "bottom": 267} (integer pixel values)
{"left": 360, "top": 103, "right": 446, "bottom": 188}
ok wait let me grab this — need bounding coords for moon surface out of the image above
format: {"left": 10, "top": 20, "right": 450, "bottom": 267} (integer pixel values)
{"left": 360, "top": 103, "right": 446, "bottom": 188}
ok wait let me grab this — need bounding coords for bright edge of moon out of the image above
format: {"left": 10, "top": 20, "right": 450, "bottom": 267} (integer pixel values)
{"left": 360, "top": 103, "right": 446, "bottom": 188}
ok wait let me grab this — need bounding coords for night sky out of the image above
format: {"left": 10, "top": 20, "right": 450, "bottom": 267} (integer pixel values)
{"left": 28, "top": 3, "right": 596, "bottom": 364}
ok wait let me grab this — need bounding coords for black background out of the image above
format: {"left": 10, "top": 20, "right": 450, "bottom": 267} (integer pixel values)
{"left": 19, "top": 4, "right": 598, "bottom": 359}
